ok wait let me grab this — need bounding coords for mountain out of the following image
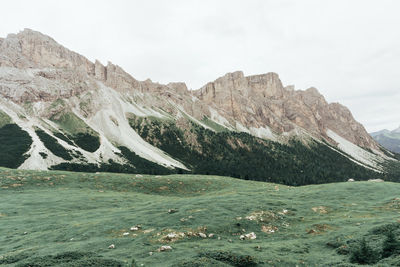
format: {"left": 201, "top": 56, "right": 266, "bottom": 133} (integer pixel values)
{"left": 0, "top": 29, "right": 398, "bottom": 185}
{"left": 371, "top": 126, "right": 400, "bottom": 153}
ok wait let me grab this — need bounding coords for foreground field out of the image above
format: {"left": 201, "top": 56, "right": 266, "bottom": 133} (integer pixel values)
{"left": 1, "top": 168, "right": 400, "bottom": 266}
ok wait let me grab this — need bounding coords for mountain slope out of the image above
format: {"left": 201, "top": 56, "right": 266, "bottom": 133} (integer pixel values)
{"left": 0, "top": 29, "right": 398, "bottom": 185}
{"left": 371, "top": 126, "right": 400, "bottom": 154}
{"left": 193, "top": 71, "right": 378, "bottom": 151}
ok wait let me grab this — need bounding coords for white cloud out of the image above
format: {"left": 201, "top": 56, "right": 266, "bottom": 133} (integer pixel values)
{"left": 1, "top": 0, "right": 399, "bottom": 132}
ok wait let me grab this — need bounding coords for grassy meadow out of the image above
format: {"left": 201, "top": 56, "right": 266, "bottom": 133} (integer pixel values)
{"left": 1, "top": 168, "right": 400, "bottom": 266}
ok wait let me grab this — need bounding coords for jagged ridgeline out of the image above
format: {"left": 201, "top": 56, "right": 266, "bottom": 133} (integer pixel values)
{"left": 0, "top": 29, "right": 400, "bottom": 185}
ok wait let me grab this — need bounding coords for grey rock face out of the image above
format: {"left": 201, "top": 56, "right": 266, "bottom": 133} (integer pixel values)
{"left": 0, "top": 29, "right": 380, "bottom": 153}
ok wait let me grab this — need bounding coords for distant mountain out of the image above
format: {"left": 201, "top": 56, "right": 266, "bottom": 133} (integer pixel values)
{"left": 371, "top": 126, "right": 400, "bottom": 153}
{"left": 0, "top": 29, "right": 398, "bottom": 185}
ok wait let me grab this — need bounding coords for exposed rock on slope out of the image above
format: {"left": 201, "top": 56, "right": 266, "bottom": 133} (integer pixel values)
{"left": 193, "top": 71, "right": 378, "bottom": 151}
{"left": 0, "top": 28, "right": 394, "bottom": 177}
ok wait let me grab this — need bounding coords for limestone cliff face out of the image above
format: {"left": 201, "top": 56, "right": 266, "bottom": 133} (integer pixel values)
{"left": 0, "top": 29, "right": 96, "bottom": 103}
{"left": 193, "top": 71, "right": 378, "bottom": 150}
{"left": 0, "top": 29, "right": 380, "bottom": 152}
{"left": 0, "top": 29, "right": 94, "bottom": 73}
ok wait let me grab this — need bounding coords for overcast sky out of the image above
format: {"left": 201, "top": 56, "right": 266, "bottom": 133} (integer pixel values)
{"left": 1, "top": 0, "right": 399, "bottom": 132}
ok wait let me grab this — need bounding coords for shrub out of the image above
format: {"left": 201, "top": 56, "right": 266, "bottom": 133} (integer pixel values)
{"left": 350, "top": 238, "right": 380, "bottom": 264}
{"left": 199, "top": 250, "right": 258, "bottom": 266}
{"left": 53, "top": 132, "right": 75, "bottom": 146}
{"left": 14, "top": 251, "right": 124, "bottom": 267}
{"left": 382, "top": 229, "right": 400, "bottom": 258}
{"left": 176, "top": 257, "right": 231, "bottom": 266}
{"left": 71, "top": 132, "right": 100, "bottom": 152}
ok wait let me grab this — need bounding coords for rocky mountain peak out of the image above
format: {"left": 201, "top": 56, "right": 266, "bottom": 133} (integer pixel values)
{"left": 304, "top": 87, "right": 321, "bottom": 96}
{"left": 167, "top": 82, "right": 189, "bottom": 95}
{"left": 246, "top": 72, "right": 284, "bottom": 98}
{"left": 285, "top": 85, "right": 295, "bottom": 91}
{"left": 0, "top": 28, "right": 95, "bottom": 75}
{"left": 17, "top": 28, "right": 58, "bottom": 45}
{"left": 195, "top": 71, "right": 285, "bottom": 101}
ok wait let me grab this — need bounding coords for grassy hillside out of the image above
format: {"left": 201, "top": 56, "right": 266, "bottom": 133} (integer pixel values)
{"left": 50, "top": 112, "right": 100, "bottom": 152}
{"left": 0, "top": 109, "right": 12, "bottom": 128}
{"left": 1, "top": 168, "right": 400, "bottom": 266}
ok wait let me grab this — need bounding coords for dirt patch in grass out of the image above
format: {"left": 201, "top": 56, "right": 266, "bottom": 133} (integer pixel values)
{"left": 383, "top": 198, "right": 400, "bottom": 210}
{"left": 245, "top": 210, "right": 279, "bottom": 223}
{"left": 261, "top": 225, "right": 279, "bottom": 234}
{"left": 152, "top": 226, "right": 210, "bottom": 244}
{"left": 307, "top": 224, "right": 333, "bottom": 235}
{"left": 311, "top": 206, "right": 328, "bottom": 214}
{"left": 10, "top": 183, "right": 23, "bottom": 187}
{"left": 158, "top": 186, "right": 169, "bottom": 191}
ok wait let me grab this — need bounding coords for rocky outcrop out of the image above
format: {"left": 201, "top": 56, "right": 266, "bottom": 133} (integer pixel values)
{"left": 167, "top": 82, "right": 190, "bottom": 95}
{"left": 0, "top": 29, "right": 94, "bottom": 74}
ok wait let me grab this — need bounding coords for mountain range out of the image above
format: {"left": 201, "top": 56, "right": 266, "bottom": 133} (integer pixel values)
{"left": 0, "top": 29, "right": 399, "bottom": 185}
{"left": 371, "top": 126, "right": 400, "bottom": 154}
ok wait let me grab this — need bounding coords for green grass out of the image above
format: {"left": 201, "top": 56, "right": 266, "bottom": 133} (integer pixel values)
{"left": 2, "top": 168, "right": 400, "bottom": 266}
{"left": 50, "top": 112, "right": 90, "bottom": 135}
{"left": 201, "top": 116, "right": 230, "bottom": 133}
{"left": 0, "top": 109, "right": 12, "bottom": 128}
{"left": 50, "top": 112, "right": 100, "bottom": 152}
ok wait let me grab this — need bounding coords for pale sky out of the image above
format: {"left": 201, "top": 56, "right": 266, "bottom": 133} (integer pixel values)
{"left": 1, "top": 0, "right": 399, "bottom": 132}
